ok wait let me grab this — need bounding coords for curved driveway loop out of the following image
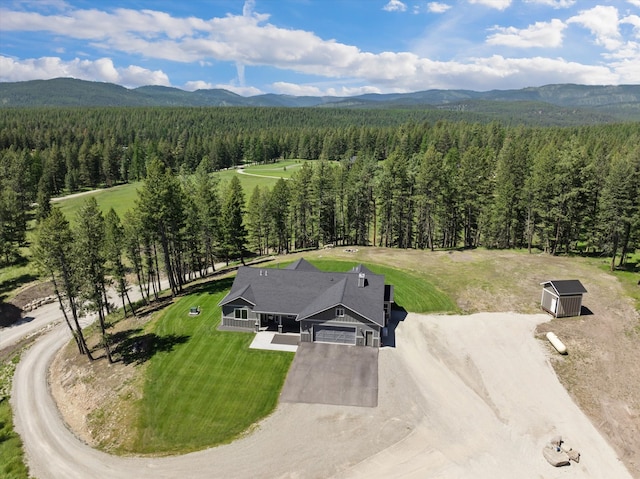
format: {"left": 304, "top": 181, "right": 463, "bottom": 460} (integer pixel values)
{"left": 280, "top": 343, "right": 378, "bottom": 407}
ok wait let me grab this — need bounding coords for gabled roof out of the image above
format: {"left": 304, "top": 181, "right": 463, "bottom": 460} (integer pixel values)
{"left": 220, "top": 283, "right": 256, "bottom": 306}
{"left": 218, "top": 260, "right": 388, "bottom": 326}
{"left": 540, "top": 280, "right": 587, "bottom": 296}
{"left": 284, "top": 257, "right": 320, "bottom": 272}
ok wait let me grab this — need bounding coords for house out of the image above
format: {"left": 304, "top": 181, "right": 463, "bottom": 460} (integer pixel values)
{"left": 218, "top": 258, "right": 394, "bottom": 347}
{"left": 540, "top": 280, "right": 587, "bottom": 318}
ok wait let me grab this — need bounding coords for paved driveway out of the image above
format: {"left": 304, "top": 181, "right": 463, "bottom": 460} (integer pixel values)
{"left": 280, "top": 343, "right": 378, "bottom": 407}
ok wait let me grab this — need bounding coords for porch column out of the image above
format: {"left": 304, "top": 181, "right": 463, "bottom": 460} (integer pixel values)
{"left": 278, "top": 315, "right": 283, "bottom": 334}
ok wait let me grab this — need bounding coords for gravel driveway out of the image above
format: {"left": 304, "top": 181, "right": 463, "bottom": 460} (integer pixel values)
{"left": 11, "top": 312, "right": 633, "bottom": 479}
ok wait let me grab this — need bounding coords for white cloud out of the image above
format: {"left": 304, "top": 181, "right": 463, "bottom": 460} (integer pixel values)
{"left": 0, "top": 3, "right": 634, "bottom": 93}
{"left": 487, "top": 19, "right": 566, "bottom": 48}
{"left": 383, "top": 0, "right": 407, "bottom": 12}
{"left": 0, "top": 55, "right": 170, "bottom": 87}
{"left": 272, "top": 82, "right": 323, "bottom": 96}
{"left": 627, "top": 0, "right": 640, "bottom": 7}
{"left": 427, "top": 2, "right": 452, "bottom": 13}
{"left": 468, "top": 0, "right": 512, "bottom": 10}
{"left": 622, "top": 14, "right": 640, "bottom": 37}
{"left": 523, "top": 0, "right": 575, "bottom": 8}
{"left": 568, "top": 5, "right": 622, "bottom": 51}
{"left": 273, "top": 82, "right": 381, "bottom": 97}
{"left": 183, "top": 80, "right": 262, "bottom": 96}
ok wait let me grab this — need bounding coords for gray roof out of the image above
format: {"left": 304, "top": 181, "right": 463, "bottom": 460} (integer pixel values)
{"left": 541, "top": 280, "right": 587, "bottom": 296}
{"left": 219, "top": 261, "right": 388, "bottom": 326}
{"left": 284, "top": 257, "right": 320, "bottom": 272}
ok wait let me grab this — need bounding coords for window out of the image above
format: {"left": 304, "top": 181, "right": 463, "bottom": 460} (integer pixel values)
{"left": 234, "top": 308, "right": 248, "bottom": 319}
{"left": 336, "top": 307, "right": 345, "bottom": 317}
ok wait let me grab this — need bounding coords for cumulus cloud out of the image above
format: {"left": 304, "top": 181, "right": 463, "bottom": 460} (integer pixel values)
{"left": 0, "top": 3, "right": 635, "bottom": 93}
{"left": 627, "top": 0, "right": 640, "bottom": 7}
{"left": 523, "top": 0, "right": 575, "bottom": 8}
{"left": 383, "top": 1, "right": 407, "bottom": 12}
{"left": 568, "top": 5, "right": 622, "bottom": 51}
{"left": 427, "top": 2, "right": 452, "bottom": 13}
{"left": 468, "top": 0, "right": 512, "bottom": 10}
{"left": 487, "top": 19, "right": 566, "bottom": 48}
{"left": 0, "top": 55, "right": 170, "bottom": 87}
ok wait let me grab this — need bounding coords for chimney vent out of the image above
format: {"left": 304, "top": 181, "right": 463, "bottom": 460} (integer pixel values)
{"left": 358, "top": 272, "right": 365, "bottom": 288}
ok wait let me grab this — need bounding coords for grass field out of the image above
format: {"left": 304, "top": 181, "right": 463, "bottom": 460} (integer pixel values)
{"left": 53, "top": 182, "right": 143, "bottom": 221}
{"left": 50, "top": 160, "right": 311, "bottom": 223}
{"left": 133, "top": 277, "right": 294, "bottom": 454}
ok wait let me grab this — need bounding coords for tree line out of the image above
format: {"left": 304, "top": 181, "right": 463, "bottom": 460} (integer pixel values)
{"left": 1, "top": 108, "right": 639, "bottom": 274}
{"left": 8, "top": 109, "right": 636, "bottom": 362}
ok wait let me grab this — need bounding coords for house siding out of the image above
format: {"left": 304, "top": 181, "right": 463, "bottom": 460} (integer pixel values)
{"left": 556, "top": 295, "right": 583, "bottom": 318}
{"left": 221, "top": 302, "right": 258, "bottom": 331}
{"left": 541, "top": 288, "right": 583, "bottom": 318}
{"left": 540, "top": 287, "right": 558, "bottom": 313}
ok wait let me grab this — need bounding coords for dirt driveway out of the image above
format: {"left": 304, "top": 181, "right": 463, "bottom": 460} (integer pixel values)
{"left": 280, "top": 343, "right": 378, "bottom": 407}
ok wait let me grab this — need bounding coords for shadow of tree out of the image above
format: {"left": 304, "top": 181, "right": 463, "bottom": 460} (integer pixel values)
{"left": 0, "top": 302, "right": 24, "bottom": 327}
{"left": 111, "top": 329, "right": 190, "bottom": 365}
{"left": 0, "top": 272, "right": 39, "bottom": 304}
{"left": 182, "top": 276, "right": 235, "bottom": 297}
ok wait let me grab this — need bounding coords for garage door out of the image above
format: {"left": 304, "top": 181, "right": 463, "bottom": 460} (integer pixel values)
{"left": 313, "top": 325, "right": 356, "bottom": 345}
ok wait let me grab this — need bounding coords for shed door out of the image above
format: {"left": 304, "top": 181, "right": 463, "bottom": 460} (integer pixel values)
{"left": 550, "top": 297, "right": 558, "bottom": 314}
{"left": 313, "top": 325, "right": 356, "bottom": 345}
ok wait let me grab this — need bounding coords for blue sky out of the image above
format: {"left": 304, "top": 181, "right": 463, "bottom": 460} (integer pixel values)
{"left": 1, "top": 0, "right": 639, "bottom": 96}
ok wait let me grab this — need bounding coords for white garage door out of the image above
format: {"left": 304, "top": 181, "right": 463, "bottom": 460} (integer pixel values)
{"left": 313, "top": 325, "right": 356, "bottom": 345}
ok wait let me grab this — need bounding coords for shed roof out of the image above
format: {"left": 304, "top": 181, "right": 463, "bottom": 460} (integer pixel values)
{"left": 219, "top": 261, "right": 387, "bottom": 326}
{"left": 540, "top": 280, "right": 587, "bottom": 296}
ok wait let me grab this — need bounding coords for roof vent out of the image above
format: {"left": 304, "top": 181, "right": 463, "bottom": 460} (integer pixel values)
{"left": 358, "top": 272, "right": 365, "bottom": 288}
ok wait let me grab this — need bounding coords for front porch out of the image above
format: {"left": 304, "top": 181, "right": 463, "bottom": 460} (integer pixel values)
{"left": 259, "top": 313, "right": 300, "bottom": 334}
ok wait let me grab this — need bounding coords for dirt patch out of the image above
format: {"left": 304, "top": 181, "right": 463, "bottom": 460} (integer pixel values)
{"left": 49, "top": 310, "right": 154, "bottom": 453}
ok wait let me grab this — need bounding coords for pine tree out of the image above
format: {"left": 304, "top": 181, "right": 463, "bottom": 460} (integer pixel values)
{"left": 74, "top": 197, "right": 112, "bottom": 362}
{"left": 32, "top": 208, "right": 93, "bottom": 359}
{"left": 220, "top": 175, "right": 247, "bottom": 264}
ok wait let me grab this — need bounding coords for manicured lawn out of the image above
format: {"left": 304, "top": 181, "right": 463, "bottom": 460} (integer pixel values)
{"left": 54, "top": 182, "right": 142, "bottom": 221}
{"left": 134, "top": 278, "right": 294, "bottom": 454}
{"left": 53, "top": 160, "right": 314, "bottom": 224}
{"left": 275, "top": 259, "right": 456, "bottom": 314}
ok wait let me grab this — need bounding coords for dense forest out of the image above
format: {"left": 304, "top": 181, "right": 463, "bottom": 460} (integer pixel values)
{"left": 1, "top": 108, "right": 639, "bottom": 314}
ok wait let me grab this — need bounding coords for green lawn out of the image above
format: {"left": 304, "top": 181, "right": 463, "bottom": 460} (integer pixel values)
{"left": 274, "top": 258, "right": 456, "bottom": 314}
{"left": 54, "top": 182, "right": 142, "bottom": 222}
{"left": 133, "top": 277, "right": 294, "bottom": 454}
{"left": 52, "top": 160, "right": 313, "bottom": 223}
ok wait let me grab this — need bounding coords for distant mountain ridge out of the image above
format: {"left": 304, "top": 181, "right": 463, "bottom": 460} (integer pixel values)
{"left": 1, "top": 78, "right": 639, "bottom": 123}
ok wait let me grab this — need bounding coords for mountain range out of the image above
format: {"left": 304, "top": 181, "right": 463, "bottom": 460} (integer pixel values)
{"left": 1, "top": 78, "right": 639, "bottom": 124}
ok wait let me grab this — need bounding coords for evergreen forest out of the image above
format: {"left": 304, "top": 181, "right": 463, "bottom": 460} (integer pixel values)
{"left": 1, "top": 107, "right": 639, "bottom": 314}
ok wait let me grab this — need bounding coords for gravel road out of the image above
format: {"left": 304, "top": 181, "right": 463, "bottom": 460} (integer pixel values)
{"left": 9, "top": 311, "right": 632, "bottom": 479}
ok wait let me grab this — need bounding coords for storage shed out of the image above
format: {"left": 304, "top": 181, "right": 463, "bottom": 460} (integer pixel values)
{"left": 540, "top": 280, "right": 587, "bottom": 318}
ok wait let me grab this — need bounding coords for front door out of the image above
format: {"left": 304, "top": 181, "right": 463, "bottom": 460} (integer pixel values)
{"left": 365, "top": 330, "right": 373, "bottom": 346}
